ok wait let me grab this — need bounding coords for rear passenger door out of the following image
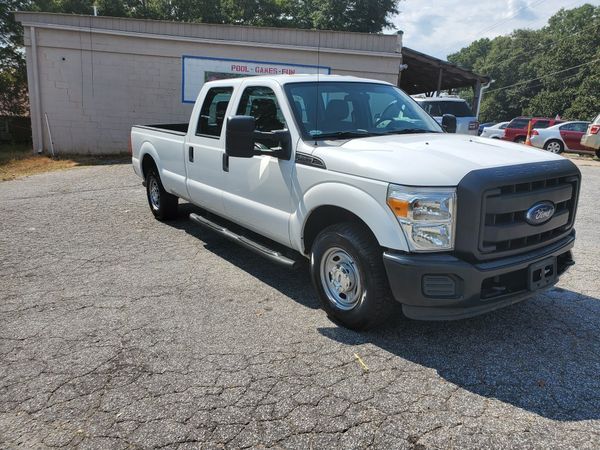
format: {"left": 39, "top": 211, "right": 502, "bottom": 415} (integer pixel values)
{"left": 185, "top": 85, "right": 233, "bottom": 215}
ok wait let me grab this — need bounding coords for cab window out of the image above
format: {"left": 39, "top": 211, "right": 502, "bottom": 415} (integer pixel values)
{"left": 196, "top": 87, "right": 233, "bottom": 137}
{"left": 237, "top": 86, "right": 286, "bottom": 149}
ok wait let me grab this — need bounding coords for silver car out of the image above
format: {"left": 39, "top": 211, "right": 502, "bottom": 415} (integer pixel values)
{"left": 414, "top": 97, "right": 479, "bottom": 135}
{"left": 480, "top": 121, "right": 509, "bottom": 139}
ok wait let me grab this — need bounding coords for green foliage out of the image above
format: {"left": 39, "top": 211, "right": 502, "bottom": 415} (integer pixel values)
{"left": 448, "top": 4, "right": 600, "bottom": 123}
{"left": 0, "top": 0, "right": 30, "bottom": 115}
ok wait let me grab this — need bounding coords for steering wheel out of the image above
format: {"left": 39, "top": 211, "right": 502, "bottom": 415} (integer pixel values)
{"left": 375, "top": 101, "right": 400, "bottom": 127}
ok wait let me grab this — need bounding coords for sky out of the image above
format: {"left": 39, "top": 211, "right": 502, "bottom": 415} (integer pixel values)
{"left": 389, "top": 0, "right": 599, "bottom": 60}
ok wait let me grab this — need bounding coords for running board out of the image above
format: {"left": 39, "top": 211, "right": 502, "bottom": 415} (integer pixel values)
{"left": 189, "top": 213, "right": 300, "bottom": 269}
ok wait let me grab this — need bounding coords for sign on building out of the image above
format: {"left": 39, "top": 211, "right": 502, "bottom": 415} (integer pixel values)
{"left": 182, "top": 56, "right": 330, "bottom": 103}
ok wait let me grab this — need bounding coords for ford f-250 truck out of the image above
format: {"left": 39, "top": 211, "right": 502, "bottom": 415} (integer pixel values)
{"left": 131, "top": 75, "right": 580, "bottom": 330}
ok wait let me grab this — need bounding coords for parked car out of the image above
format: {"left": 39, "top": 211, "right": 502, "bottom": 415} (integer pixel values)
{"left": 529, "top": 121, "right": 591, "bottom": 154}
{"left": 502, "top": 117, "right": 563, "bottom": 143}
{"left": 480, "top": 121, "right": 509, "bottom": 139}
{"left": 581, "top": 113, "right": 600, "bottom": 157}
{"left": 478, "top": 122, "right": 496, "bottom": 135}
{"left": 413, "top": 97, "right": 479, "bottom": 135}
{"left": 131, "top": 75, "right": 580, "bottom": 330}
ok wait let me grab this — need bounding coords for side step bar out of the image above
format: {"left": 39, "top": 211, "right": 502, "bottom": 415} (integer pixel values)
{"left": 189, "top": 213, "right": 300, "bottom": 269}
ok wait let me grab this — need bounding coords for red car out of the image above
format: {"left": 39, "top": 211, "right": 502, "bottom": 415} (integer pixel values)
{"left": 502, "top": 117, "right": 563, "bottom": 143}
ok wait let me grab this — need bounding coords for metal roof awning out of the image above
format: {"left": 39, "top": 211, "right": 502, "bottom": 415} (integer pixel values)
{"left": 400, "top": 47, "right": 490, "bottom": 95}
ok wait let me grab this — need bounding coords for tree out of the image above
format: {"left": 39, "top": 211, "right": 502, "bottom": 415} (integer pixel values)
{"left": 0, "top": 0, "right": 30, "bottom": 115}
{"left": 448, "top": 4, "right": 600, "bottom": 123}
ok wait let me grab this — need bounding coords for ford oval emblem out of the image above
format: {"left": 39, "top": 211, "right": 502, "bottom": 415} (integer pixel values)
{"left": 526, "top": 201, "right": 555, "bottom": 225}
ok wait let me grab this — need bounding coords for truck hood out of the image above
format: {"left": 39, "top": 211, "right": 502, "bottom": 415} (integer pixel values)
{"left": 310, "top": 133, "right": 564, "bottom": 186}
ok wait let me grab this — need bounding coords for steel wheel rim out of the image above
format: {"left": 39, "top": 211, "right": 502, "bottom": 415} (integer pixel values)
{"left": 149, "top": 177, "right": 160, "bottom": 210}
{"left": 547, "top": 142, "right": 561, "bottom": 153}
{"left": 320, "top": 247, "right": 363, "bottom": 311}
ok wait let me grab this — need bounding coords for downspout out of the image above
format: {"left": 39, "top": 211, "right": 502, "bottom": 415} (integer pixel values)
{"left": 476, "top": 79, "right": 494, "bottom": 118}
{"left": 30, "top": 26, "right": 43, "bottom": 154}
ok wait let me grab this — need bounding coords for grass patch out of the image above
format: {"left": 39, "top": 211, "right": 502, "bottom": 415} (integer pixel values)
{"left": 0, "top": 143, "right": 130, "bottom": 181}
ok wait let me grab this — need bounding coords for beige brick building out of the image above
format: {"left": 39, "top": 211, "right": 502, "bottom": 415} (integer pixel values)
{"left": 15, "top": 12, "right": 404, "bottom": 154}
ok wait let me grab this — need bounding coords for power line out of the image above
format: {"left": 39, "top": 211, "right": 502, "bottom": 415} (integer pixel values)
{"left": 521, "top": 71, "right": 582, "bottom": 92}
{"left": 486, "top": 58, "right": 600, "bottom": 94}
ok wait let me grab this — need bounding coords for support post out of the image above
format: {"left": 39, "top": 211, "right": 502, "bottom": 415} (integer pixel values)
{"left": 435, "top": 67, "right": 443, "bottom": 97}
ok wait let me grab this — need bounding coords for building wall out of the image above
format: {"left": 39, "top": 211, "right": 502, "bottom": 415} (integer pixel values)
{"left": 18, "top": 14, "right": 402, "bottom": 154}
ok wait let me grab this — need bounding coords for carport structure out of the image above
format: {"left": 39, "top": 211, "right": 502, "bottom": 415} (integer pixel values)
{"left": 400, "top": 46, "right": 491, "bottom": 115}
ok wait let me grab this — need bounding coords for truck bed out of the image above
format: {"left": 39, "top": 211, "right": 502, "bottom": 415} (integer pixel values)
{"left": 133, "top": 123, "right": 188, "bottom": 135}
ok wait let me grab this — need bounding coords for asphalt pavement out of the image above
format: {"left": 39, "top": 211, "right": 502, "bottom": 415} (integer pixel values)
{"left": 1, "top": 158, "right": 599, "bottom": 449}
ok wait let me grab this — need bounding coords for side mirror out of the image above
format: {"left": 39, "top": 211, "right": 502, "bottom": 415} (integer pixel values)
{"left": 226, "top": 115, "right": 255, "bottom": 158}
{"left": 254, "top": 129, "right": 292, "bottom": 160}
{"left": 442, "top": 114, "right": 457, "bottom": 133}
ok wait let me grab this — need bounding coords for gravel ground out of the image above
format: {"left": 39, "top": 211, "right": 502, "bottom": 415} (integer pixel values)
{"left": 1, "top": 158, "right": 599, "bottom": 449}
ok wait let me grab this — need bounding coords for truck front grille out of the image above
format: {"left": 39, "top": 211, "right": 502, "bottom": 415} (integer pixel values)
{"left": 481, "top": 175, "right": 578, "bottom": 255}
{"left": 455, "top": 160, "right": 581, "bottom": 262}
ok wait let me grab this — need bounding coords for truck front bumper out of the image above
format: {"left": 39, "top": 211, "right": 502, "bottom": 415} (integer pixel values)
{"left": 383, "top": 231, "right": 575, "bottom": 321}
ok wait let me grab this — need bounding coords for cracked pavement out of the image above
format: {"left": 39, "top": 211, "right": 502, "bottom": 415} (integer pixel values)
{"left": 1, "top": 158, "right": 599, "bottom": 449}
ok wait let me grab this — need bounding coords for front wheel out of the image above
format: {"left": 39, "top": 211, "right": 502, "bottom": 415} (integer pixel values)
{"left": 544, "top": 139, "right": 564, "bottom": 154}
{"left": 145, "top": 168, "right": 178, "bottom": 220}
{"left": 310, "top": 222, "right": 394, "bottom": 330}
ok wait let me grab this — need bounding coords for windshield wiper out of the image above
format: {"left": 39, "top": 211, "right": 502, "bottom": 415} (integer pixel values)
{"left": 380, "top": 128, "right": 438, "bottom": 135}
{"left": 312, "top": 130, "right": 376, "bottom": 140}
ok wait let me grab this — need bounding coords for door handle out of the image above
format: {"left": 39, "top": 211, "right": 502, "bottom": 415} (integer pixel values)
{"left": 188, "top": 146, "right": 194, "bottom": 162}
{"left": 222, "top": 153, "right": 229, "bottom": 172}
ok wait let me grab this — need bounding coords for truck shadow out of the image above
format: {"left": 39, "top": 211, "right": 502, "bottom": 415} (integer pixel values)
{"left": 318, "top": 288, "right": 600, "bottom": 422}
{"left": 165, "top": 202, "right": 320, "bottom": 309}
{"left": 166, "top": 203, "right": 599, "bottom": 421}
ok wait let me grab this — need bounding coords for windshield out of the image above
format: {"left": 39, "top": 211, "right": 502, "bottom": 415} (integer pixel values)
{"left": 284, "top": 82, "right": 442, "bottom": 140}
{"left": 417, "top": 100, "right": 475, "bottom": 117}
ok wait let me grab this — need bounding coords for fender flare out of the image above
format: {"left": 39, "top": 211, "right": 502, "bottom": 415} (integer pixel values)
{"left": 290, "top": 182, "right": 409, "bottom": 253}
{"left": 139, "top": 142, "right": 161, "bottom": 179}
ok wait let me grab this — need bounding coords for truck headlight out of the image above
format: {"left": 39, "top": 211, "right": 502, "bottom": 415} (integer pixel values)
{"left": 386, "top": 185, "right": 456, "bottom": 251}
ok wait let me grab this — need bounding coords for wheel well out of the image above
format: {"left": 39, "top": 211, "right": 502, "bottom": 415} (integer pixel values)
{"left": 302, "top": 205, "right": 376, "bottom": 254}
{"left": 141, "top": 154, "right": 157, "bottom": 179}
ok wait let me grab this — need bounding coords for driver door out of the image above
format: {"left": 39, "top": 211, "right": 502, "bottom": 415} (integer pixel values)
{"left": 223, "top": 82, "right": 295, "bottom": 246}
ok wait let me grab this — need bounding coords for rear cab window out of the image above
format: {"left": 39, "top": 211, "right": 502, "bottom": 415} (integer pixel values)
{"left": 196, "top": 86, "right": 234, "bottom": 138}
{"left": 419, "top": 100, "right": 474, "bottom": 117}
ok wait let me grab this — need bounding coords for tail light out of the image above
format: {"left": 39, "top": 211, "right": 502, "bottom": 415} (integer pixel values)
{"left": 531, "top": 130, "right": 539, "bottom": 136}
{"left": 469, "top": 121, "right": 479, "bottom": 130}
{"left": 128, "top": 135, "right": 132, "bottom": 155}
{"left": 590, "top": 125, "right": 600, "bottom": 135}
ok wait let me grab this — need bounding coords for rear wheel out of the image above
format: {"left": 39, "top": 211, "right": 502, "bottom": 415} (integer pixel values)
{"left": 595, "top": 149, "right": 600, "bottom": 159}
{"left": 310, "top": 222, "right": 394, "bottom": 330}
{"left": 544, "top": 139, "right": 564, "bottom": 154}
{"left": 145, "top": 167, "right": 178, "bottom": 220}
{"left": 514, "top": 136, "right": 526, "bottom": 144}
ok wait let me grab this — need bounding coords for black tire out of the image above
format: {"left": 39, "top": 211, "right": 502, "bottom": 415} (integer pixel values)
{"left": 514, "top": 136, "right": 526, "bottom": 144}
{"left": 145, "top": 167, "right": 178, "bottom": 220}
{"left": 544, "top": 139, "right": 564, "bottom": 154}
{"left": 595, "top": 149, "right": 600, "bottom": 159}
{"left": 310, "top": 222, "right": 394, "bottom": 330}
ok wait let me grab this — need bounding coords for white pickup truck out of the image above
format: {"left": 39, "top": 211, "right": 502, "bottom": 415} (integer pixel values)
{"left": 131, "top": 75, "right": 580, "bottom": 330}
